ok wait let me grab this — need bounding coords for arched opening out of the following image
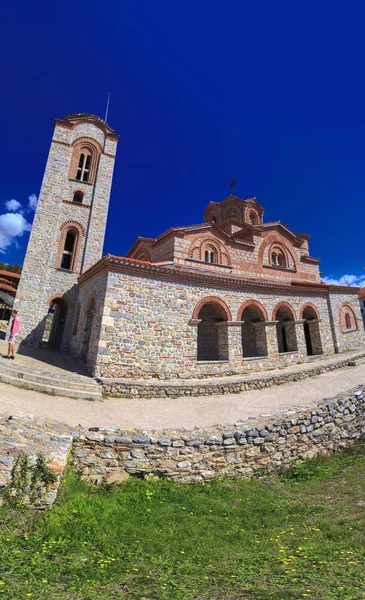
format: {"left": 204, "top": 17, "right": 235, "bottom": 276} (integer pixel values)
{"left": 43, "top": 298, "right": 69, "bottom": 349}
{"left": 240, "top": 304, "right": 268, "bottom": 358}
{"left": 249, "top": 211, "right": 258, "bottom": 225}
{"left": 81, "top": 296, "right": 96, "bottom": 361}
{"left": 76, "top": 152, "right": 91, "bottom": 182}
{"left": 204, "top": 246, "right": 218, "bottom": 264}
{"left": 339, "top": 303, "right": 358, "bottom": 333}
{"left": 59, "top": 228, "right": 78, "bottom": 271}
{"left": 73, "top": 191, "right": 84, "bottom": 203}
{"left": 197, "top": 302, "right": 229, "bottom": 361}
{"left": 270, "top": 246, "right": 287, "bottom": 267}
{"left": 302, "top": 306, "right": 323, "bottom": 356}
{"left": 275, "top": 304, "right": 298, "bottom": 354}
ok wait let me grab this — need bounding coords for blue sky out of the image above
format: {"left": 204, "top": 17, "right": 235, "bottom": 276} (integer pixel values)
{"left": 1, "top": 0, "right": 365, "bottom": 286}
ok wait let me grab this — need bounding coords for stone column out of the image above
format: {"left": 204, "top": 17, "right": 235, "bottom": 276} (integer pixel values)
{"left": 252, "top": 320, "right": 269, "bottom": 356}
{"left": 307, "top": 319, "right": 324, "bottom": 355}
{"left": 264, "top": 320, "right": 279, "bottom": 359}
{"left": 227, "top": 321, "right": 243, "bottom": 362}
{"left": 216, "top": 321, "right": 243, "bottom": 362}
{"left": 187, "top": 318, "right": 200, "bottom": 362}
{"left": 294, "top": 319, "right": 307, "bottom": 356}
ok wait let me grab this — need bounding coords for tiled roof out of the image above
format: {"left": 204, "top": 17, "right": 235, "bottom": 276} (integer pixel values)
{"left": 359, "top": 287, "right": 365, "bottom": 299}
{"left": 0, "top": 270, "right": 20, "bottom": 279}
{"left": 79, "top": 253, "right": 332, "bottom": 295}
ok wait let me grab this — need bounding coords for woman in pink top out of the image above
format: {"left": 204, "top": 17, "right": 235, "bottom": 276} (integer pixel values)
{"left": 7, "top": 309, "right": 20, "bottom": 360}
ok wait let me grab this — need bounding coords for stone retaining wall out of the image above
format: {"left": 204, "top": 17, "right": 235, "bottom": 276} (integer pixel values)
{"left": 73, "top": 384, "right": 365, "bottom": 484}
{"left": 101, "top": 350, "right": 365, "bottom": 398}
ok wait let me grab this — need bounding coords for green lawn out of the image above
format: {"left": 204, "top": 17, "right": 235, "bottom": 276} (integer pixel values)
{"left": 1, "top": 443, "right": 365, "bottom": 599}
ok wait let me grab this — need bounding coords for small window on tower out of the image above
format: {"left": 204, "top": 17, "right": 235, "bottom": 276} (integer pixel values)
{"left": 345, "top": 313, "right": 351, "bottom": 329}
{"left": 60, "top": 231, "right": 76, "bottom": 270}
{"left": 76, "top": 153, "right": 91, "bottom": 182}
{"left": 249, "top": 212, "right": 257, "bottom": 225}
{"left": 73, "top": 191, "right": 84, "bottom": 204}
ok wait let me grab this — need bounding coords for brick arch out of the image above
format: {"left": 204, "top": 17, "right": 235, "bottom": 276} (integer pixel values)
{"left": 245, "top": 208, "right": 259, "bottom": 225}
{"left": 237, "top": 299, "right": 268, "bottom": 321}
{"left": 46, "top": 293, "right": 73, "bottom": 309}
{"left": 134, "top": 248, "right": 151, "bottom": 261}
{"left": 188, "top": 235, "right": 232, "bottom": 266}
{"left": 272, "top": 301, "right": 297, "bottom": 320}
{"left": 60, "top": 220, "right": 85, "bottom": 236}
{"left": 339, "top": 302, "right": 358, "bottom": 332}
{"left": 300, "top": 302, "right": 320, "bottom": 320}
{"left": 69, "top": 137, "right": 102, "bottom": 183}
{"left": 56, "top": 221, "right": 85, "bottom": 272}
{"left": 258, "top": 234, "right": 298, "bottom": 270}
{"left": 192, "top": 296, "right": 232, "bottom": 320}
{"left": 87, "top": 291, "right": 97, "bottom": 311}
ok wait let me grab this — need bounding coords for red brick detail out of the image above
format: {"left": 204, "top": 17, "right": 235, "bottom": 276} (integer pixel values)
{"left": 68, "top": 137, "right": 103, "bottom": 184}
{"left": 237, "top": 299, "right": 268, "bottom": 321}
{"left": 56, "top": 221, "right": 85, "bottom": 272}
{"left": 300, "top": 302, "right": 320, "bottom": 320}
{"left": 257, "top": 234, "right": 298, "bottom": 270}
{"left": 272, "top": 301, "right": 297, "bottom": 320}
{"left": 339, "top": 302, "right": 358, "bottom": 332}
{"left": 192, "top": 296, "right": 232, "bottom": 320}
{"left": 46, "top": 294, "right": 73, "bottom": 309}
{"left": 87, "top": 292, "right": 97, "bottom": 311}
{"left": 188, "top": 235, "right": 232, "bottom": 266}
{"left": 62, "top": 200, "right": 91, "bottom": 209}
{"left": 134, "top": 248, "right": 151, "bottom": 261}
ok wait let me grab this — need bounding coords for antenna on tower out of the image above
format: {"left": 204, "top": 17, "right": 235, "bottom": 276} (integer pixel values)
{"left": 104, "top": 92, "right": 111, "bottom": 122}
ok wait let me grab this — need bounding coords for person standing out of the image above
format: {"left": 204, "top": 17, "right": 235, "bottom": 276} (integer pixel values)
{"left": 6, "top": 310, "right": 20, "bottom": 360}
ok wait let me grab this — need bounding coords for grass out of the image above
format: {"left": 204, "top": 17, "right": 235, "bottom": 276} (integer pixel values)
{"left": 1, "top": 444, "right": 365, "bottom": 599}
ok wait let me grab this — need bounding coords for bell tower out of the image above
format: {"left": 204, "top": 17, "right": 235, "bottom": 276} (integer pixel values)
{"left": 15, "top": 113, "right": 119, "bottom": 350}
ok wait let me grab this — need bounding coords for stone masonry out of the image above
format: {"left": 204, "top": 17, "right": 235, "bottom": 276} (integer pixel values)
{"left": 71, "top": 256, "right": 365, "bottom": 380}
{"left": 73, "top": 384, "right": 365, "bottom": 484}
{"left": 14, "top": 114, "right": 119, "bottom": 352}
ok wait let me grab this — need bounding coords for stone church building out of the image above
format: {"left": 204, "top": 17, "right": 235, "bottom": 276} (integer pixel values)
{"left": 14, "top": 113, "right": 365, "bottom": 380}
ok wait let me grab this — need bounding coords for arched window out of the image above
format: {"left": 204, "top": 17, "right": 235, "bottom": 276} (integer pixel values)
{"left": 270, "top": 246, "right": 287, "bottom": 268}
{"left": 57, "top": 222, "right": 84, "bottom": 272}
{"left": 69, "top": 138, "right": 102, "bottom": 184}
{"left": 60, "top": 230, "right": 76, "bottom": 270}
{"left": 340, "top": 304, "right": 358, "bottom": 333}
{"left": 249, "top": 212, "right": 257, "bottom": 225}
{"left": 73, "top": 191, "right": 84, "bottom": 203}
{"left": 204, "top": 249, "right": 217, "bottom": 263}
{"left": 76, "top": 153, "right": 91, "bottom": 182}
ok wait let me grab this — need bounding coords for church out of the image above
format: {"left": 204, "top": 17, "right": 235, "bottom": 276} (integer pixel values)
{"left": 14, "top": 113, "right": 365, "bottom": 381}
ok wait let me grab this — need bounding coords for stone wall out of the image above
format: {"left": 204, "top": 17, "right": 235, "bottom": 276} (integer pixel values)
{"left": 78, "top": 266, "right": 349, "bottom": 380}
{"left": 14, "top": 115, "right": 118, "bottom": 350}
{"left": 328, "top": 291, "right": 365, "bottom": 353}
{"left": 72, "top": 385, "right": 365, "bottom": 484}
{"left": 101, "top": 349, "right": 365, "bottom": 398}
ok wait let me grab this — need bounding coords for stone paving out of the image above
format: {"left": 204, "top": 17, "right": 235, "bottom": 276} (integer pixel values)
{"left": 0, "top": 339, "right": 90, "bottom": 379}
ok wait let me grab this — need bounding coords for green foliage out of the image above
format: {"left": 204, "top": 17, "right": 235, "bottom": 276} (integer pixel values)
{"left": 0, "top": 262, "right": 22, "bottom": 274}
{"left": 1, "top": 453, "right": 57, "bottom": 507}
{"left": 1, "top": 443, "right": 365, "bottom": 598}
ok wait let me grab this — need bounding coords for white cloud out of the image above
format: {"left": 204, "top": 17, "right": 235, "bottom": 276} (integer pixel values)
{"left": 28, "top": 193, "right": 38, "bottom": 210}
{"left": 5, "top": 199, "right": 22, "bottom": 212}
{"left": 322, "top": 274, "right": 365, "bottom": 287}
{"left": 0, "top": 213, "right": 32, "bottom": 253}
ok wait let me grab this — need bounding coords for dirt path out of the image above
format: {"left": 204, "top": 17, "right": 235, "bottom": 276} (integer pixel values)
{"left": 0, "top": 362, "right": 364, "bottom": 430}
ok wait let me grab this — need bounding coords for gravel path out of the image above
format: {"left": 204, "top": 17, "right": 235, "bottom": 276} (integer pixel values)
{"left": 0, "top": 362, "right": 364, "bottom": 430}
